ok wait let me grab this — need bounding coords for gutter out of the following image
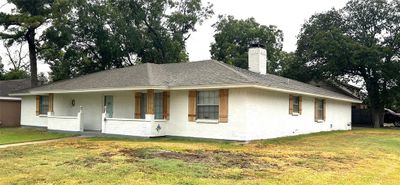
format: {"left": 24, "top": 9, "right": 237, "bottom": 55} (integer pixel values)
{"left": 9, "top": 84, "right": 362, "bottom": 104}
{"left": 0, "top": 96, "right": 22, "bottom": 101}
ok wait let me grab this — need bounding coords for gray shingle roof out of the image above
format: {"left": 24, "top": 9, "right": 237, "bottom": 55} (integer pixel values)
{"left": 0, "top": 79, "right": 31, "bottom": 97}
{"left": 14, "top": 60, "right": 360, "bottom": 102}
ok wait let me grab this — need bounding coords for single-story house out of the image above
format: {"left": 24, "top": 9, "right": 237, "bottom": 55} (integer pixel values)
{"left": 0, "top": 79, "right": 31, "bottom": 127}
{"left": 11, "top": 46, "right": 361, "bottom": 141}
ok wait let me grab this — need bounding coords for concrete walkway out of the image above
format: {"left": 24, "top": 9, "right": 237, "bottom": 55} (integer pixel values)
{"left": 0, "top": 136, "right": 89, "bottom": 149}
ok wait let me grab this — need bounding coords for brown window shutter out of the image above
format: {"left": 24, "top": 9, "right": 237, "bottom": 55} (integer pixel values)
{"left": 134, "top": 92, "right": 141, "bottom": 119}
{"left": 289, "top": 95, "right": 293, "bottom": 115}
{"left": 36, "top": 95, "right": 40, "bottom": 115}
{"left": 299, "top": 96, "right": 303, "bottom": 115}
{"left": 323, "top": 100, "right": 326, "bottom": 121}
{"left": 48, "top": 93, "right": 54, "bottom": 112}
{"left": 219, "top": 89, "right": 229, "bottom": 123}
{"left": 163, "top": 91, "right": 170, "bottom": 120}
{"left": 314, "top": 98, "right": 318, "bottom": 122}
{"left": 147, "top": 89, "right": 154, "bottom": 114}
{"left": 188, "top": 90, "right": 197, "bottom": 121}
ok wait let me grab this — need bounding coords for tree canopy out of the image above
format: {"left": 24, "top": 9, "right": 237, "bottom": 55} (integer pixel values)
{"left": 0, "top": 0, "right": 54, "bottom": 86}
{"left": 210, "top": 16, "right": 283, "bottom": 73}
{"left": 296, "top": 0, "right": 400, "bottom": 127}
{"left": 40, "top": 0, "right": 213, "bottom": 81}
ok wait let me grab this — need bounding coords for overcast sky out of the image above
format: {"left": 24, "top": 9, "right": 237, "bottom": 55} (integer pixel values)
{"left": 0, "top": 0, "right": 349, "bottom": 73}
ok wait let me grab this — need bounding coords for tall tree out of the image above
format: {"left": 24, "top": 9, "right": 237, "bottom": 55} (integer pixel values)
{"left": 0, "top": 57, "right": 4, "bottom": 79}
{"left": 41, "top": 0, "right": 213, "bottom": 81}
{"left": 0, "top": 0, "right": 54, "bottom": 87}
{"left": 210, "top": 16, "right": 283, "bottom": 73}
{"left": 296, "top": 0, "right": 400, "bottom": 127}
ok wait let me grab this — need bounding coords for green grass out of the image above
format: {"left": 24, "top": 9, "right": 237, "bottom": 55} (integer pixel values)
{"left": 0, "top": 128, "right": 400, "bottom": 184}
{"left": 0, "top": 127, "right": 75, "bottom": 145}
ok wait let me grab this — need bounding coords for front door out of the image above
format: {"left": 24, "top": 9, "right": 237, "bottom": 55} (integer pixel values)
{"left": 104, "top": 96, "right": 113, "bottom": 118}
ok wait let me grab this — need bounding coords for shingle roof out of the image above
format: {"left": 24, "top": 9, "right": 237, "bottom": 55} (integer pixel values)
{"left": 0, "top": 79, "right": 31, "bottom": 97}
{"left": 13, "top": 60, "right": 360, "bottom": 102}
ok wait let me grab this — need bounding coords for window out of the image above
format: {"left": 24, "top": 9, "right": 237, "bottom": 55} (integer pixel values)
{"left": 139, "top": 92, "right": 164, "bottom": 119}
{"left": 154, "top": 93, "right": 164, "bottom": 119}
{"left": 39, "top": 96, "right": 49, "bottom": 115}
{"left": 293, "top": 96, "right": 300, "bottom": 113}
{"left": 316, "top": 99, "right": 325, "bottom": 121}
{"left": 140, "top": 93, "right": 147, "bottom": 119}
{"left": 197, "top": 91, "right": 219, "bottom": 120}
{"left": 289, "top": 95, "right": 302, "bottom": 115}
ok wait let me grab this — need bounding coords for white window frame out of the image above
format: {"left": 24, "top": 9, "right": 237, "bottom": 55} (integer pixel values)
{"left": 196, "top": 90, "right": 219, "bottom": 120}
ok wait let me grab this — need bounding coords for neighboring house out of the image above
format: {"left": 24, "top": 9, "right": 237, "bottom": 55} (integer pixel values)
{"left": 11, "top": 46, "right": 361, "bottom": 141}
{"left": 0, "top": 79, "right": 31, "bottom": 127}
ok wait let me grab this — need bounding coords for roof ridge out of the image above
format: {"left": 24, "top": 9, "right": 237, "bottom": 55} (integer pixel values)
{"left": 211, "top": 60, "right": 256, "bottom": 83}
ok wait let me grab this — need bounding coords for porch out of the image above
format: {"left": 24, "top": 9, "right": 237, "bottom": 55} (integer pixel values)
{"left": 40, "top": 90, "right": 170, "bottom": 137}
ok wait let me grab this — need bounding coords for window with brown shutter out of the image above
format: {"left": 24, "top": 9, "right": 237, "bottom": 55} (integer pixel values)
{"left": 36, "top": 95, "right": 40, "bottom": 115}
{"left": 163, "top": 91, "right": 170, "bottom": 120}
{"left": 219, "top": 89, "right": 229, "bottom": 123}
{"left": 48, "top": 93, "right": 54, "bottom": 112}
{"left": 36, "top": 95, "right": 49, "bottom": 115}
{"left": 315, "top": 98, "right": 326, "bottom": 122}
{"left": 299, "top": 96, "right": 303, "bottom": 115}
{"left": 188, "top": 90, "right": 197, "bottom": 121}
{"left": 134, "top": 92, "right": 141, "bottom": 119}
{"left": 289, "top": 95, "right": 301, "bottom": 115}
{"left": 147, "top": 89, "right": 154, "bottom": 115}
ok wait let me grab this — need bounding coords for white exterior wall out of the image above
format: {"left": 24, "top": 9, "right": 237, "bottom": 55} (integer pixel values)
{"left": 54, "top": 93, "right": 103, "bottom": 130}
{"left": 166, "top": 89, "right": 249, "bottom": 141}
{"left": 19, "top": 88, "right": 352, "bottom": 141}
{"left": 102, "top": 117, "right": 166, "bottom": 137}
{"left": 245, "top": 88, "right": 351, "bottom": 140}
{"left": 20, "top": 96, "right": 48, "bottom": 127}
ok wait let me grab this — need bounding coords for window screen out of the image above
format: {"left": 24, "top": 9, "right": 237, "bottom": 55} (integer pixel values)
{"left": 293, "top": 96, "right": 300, "bottom": 113}
{"left": 39, "top": 96, "right": 49, "bottom": 115}
{"left": 197, "top": 91, "right": 219, "bottom": 120}
{"left": 140, "top": 93, "right": 147, "bottom": 119}
{"left": 316, "top": 99, "right": 325, "bottom": 120}
{"left": 154, "top": 93, "right": 164, "bottom": 119}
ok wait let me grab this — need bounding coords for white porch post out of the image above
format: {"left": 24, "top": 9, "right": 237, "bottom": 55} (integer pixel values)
{"left": 101, "top": 106, "right": 107, "bottom": 133}
{"left": 77, "top": 106, "right": 84, "bottom": 132}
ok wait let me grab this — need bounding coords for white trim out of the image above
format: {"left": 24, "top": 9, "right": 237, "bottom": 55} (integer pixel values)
{"left": 37, "top": 114, "right": 48, "bottom": 118}
{"left": 48, "top": 115, "right": 78, "bottom": 119}
{"left": 0, "top": 96, "right": 21, "bottom": 101}
{"left": 106, "top": 117, "right": 147, "bottom": 122}
{"left": 196, "top": 119, "right": 219, "bottom": 124}
{"left": 291, "top": 112, "right": 300, "bottom": 116}
{"left": 316, "top": 120, "right": 325, "bottom": 123}
{"left": 10, "top": 83, "right": 362, "bottom": 103}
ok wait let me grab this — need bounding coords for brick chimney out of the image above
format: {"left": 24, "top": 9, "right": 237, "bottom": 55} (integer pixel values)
{"left": 248, "top": 43, "right": 267, "bottom": 75}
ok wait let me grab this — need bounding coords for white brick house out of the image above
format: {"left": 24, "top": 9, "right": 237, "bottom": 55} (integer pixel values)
{"left": 11, "top": 46, "right": 361, "bottom": 141}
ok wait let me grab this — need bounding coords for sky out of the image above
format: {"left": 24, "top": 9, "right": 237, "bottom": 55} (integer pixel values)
{"left": 0, "top": 0, "right": 349, "bottom": 74}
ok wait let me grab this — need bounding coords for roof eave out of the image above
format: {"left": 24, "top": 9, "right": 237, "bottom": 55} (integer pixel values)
{"left": 10, "top": 83, "right": 362, "bottom": 103}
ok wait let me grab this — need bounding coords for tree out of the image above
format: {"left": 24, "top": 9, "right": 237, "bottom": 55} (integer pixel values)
{"left": 4, "top": 42, "right": 29, "bottom": 71}
{"left": 41, "top": 0, "right": 213, "bottom": 81}
{"left": 296, "top": 0, "right": 400, "bottom": 128}
{"left": 0, "top": 57, "right": 4, "bottom": 79}
{"left": 210, "top": 16, "right": 283, "bottom": 73}
{"left": 1, "top": 69, "right": 29, "bottom": 80}
{"left": 0, "top": 0, "right": 55, "bottom": 87}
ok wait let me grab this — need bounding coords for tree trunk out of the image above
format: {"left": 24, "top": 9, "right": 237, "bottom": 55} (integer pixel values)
{"left": 25, "top": 28, "right": 38, "bottom": 87}
{"left": 371, "top": 108, "right": 384, "bottom": 128}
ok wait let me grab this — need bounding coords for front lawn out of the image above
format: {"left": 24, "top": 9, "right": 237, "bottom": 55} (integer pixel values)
{"left": 0, "top": 128, "right": 400, "bottom": 184}
{"left": 0, "top": 128, "right": 75, "bottom": 145}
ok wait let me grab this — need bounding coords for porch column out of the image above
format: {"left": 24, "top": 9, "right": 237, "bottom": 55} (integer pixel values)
{"left": 146, "top": 89, "right": 155, "bottom": 121}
